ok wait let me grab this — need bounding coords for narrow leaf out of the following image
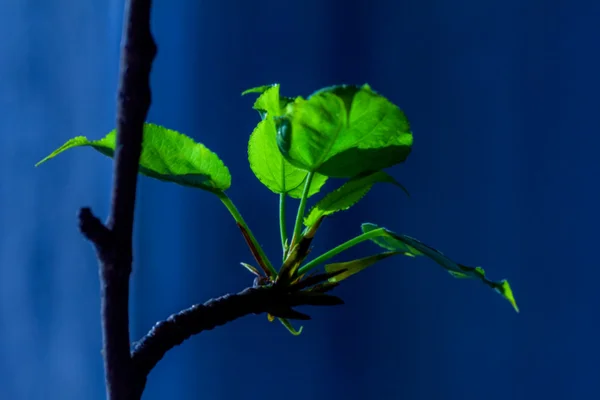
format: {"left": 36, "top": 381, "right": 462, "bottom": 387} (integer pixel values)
{"left": 291, "top": 270, "right": 346, "bottom": 291}
{"left": 36, "top": 123, "right": 231, "bottom": 192}
{"left": 244, "top": 84, "right": 327, "bottom": 198}
{"left": 304, "top": 171, "right": 408, "bottom": 227}
{"left": 361, "top": 223, "right": 519, "bottom": 312}
{"left": 237, "top": 222, "right": 275, "bottom": 279}
{"left": 325, "top": 251, "right": 401, "bottom": 282}
{"left": 276, "top": 84, "right": 413, "bottom": 177}
{"left": 278, "top": 318, "right": 303, "bottom": 336}
{"left": 361, "top": 222, "right": 422, "bottom": 255}
{"left": 240, "top": 262, "right": 260, "bottom": 277}
{"left": 242, "top": 85, "right": 275, "bottom": 95}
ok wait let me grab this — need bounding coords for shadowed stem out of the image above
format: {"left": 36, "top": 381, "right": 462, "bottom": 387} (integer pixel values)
{"left": 217, "top": 192, "right": 277, "bottom": 277}
{"left": 279, "top": 193, "right": 288, "bottom": 258}
{"left": 78, "top": 0, "right": 157, "bottom": 399}
{"left": 291, "top": 171, "right": 315, "bottom": 247}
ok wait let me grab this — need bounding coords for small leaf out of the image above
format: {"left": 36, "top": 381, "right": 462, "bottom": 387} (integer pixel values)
{"left": 304, "top": 171, "right": 408, "bottom": 227}
{"left": 277, "top": 235, "right": 313, "bottom": 286}
{"left": 245, "top": 83, "right": 296, "bottom": 120}
{"left": 237, "top": 223, "right": 275, "bottom": 279}
{"left": 240, "top": 262, "right": 260, "bottom": 276}
{"left": 278, "top": 318, "right": 303, "bottom": 335}
{"left": 276, "top": 84, "right": 413, "bottom": 177}
{"left": 325, "top": 251, "right": 401, "bottom": 282}
{"left": 290, "top": 270, "right": 345, "bottom": 291}
{"left": 361, "top": 223, "right": 519, "bottom": 312}
{"left": 242, "top": 85, "right": 275, "bottom": 95}
{"left": 244, "top": 84, "right": 327, "bottom": 198}
{"left": 36, "top": 123, "right": 231, "bottom": 193}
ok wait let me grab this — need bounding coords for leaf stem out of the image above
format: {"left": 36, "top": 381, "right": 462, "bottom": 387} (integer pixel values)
{"left": 217, "top": 192, "right": 278, "bottom": 277}
{"left": 297, "top": 228, "right": 387, "bottom": 275}
{"left": 291, "top": 172, "right": 315, "bottom": 247}
{"left": 279, "top": 193, "right": 288, "bottom": 258}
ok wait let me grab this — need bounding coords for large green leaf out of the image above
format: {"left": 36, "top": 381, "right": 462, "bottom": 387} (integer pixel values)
{"left": 276, "top": 84, "right": 413, "bottom": 178}
{"left": 244, "top": 84, "right": 327, "bottom": 198}
{"left": 304, "top": 171, "right": 409, "bottom": 227}
{"left": 361, "top": 223, "right": 519, "bottom": 312}
{"left": 36, "top": 123, "right": 231, "bottom": 192}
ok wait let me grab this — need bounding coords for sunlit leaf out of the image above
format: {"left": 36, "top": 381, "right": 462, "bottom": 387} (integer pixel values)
{"left": 361, "top": 223, "right": 519, "bottom": 312}
{"left": 244, "top": 84, "right": 327, "bottom": 198}
{"left": 276, "top": 84, "right": 413, "bottom": 177}
{"left": 304, "top": 171, "right": 409, "bottom": 227}
{"left": 325, "top": 251, "right": 401, "bottom": 282}
{"left": 245, "top": 83, "right": 296, "bottom": 120}
{"left": 36, "top": 123, "right": 231, "bottom": 193}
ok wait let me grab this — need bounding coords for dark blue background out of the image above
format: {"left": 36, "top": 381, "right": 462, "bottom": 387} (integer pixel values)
{"left": 1, "top": 0, "right": 598, "bottom": 399}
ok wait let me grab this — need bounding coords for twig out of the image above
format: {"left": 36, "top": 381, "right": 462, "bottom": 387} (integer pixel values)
{"left": 78, "top": 0, "right": 156, "bottom": 399}
{"left": 130, "top": 285, "right": 344, "bottom": 382}
{"left": 77, "top": 0, "right": 344, "bottom": 398}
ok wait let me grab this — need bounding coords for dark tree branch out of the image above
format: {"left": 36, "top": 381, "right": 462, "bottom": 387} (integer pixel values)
{"left": 130, "top": 286, "right": 344, "bottom": 384}
{"left": 76, "top": 0, "right": 344, "bottom": 398}
{"left": 78, "top": 0, "right": 156, "bottom": 399}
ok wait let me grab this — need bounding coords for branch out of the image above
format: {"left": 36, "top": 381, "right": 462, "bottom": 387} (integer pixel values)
{"left": 130, "top": 285, "right": 344, "bottom": 382}
{"left": 79, "top": 0, "right": 157, "bottom": 399}
{"left": 78, "top": 0, "right": 342, "bottom": 398}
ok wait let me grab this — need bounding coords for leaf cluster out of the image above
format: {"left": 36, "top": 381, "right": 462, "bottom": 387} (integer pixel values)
{"left": 37, "top": 83, "right": 518, "bottom": 334}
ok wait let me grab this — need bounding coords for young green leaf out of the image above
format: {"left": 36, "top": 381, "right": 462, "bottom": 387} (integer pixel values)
{"left": 244, "top": 84, "right": 327, "bottom": 198}
{"left": 361, "top": 223, "right": 519, "bottom": 312}
{"left": 276, "top": 84, "right": 413, "bottom": 178}
{"left": 36, "top": 123, "right": 231, "bottom": 193}
{"left": 325, "top": 251, "right": 401, "bottom": 282}
{"left": 244, "top": 83, "right": 296, "bottom": 119}
{"left": 240, "top": 262, "right": 261, "bottom": 277}
{"left": 241, "top": 85, "right": 275, "bottom": 95}
{"left": 304, "top": 171, "right": 409, "bottom": 227}
{"left": 361, "top": 223, "right": 422, "bottom": 256}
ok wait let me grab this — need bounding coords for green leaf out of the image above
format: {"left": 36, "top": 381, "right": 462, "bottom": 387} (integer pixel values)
{"left": 325, "top": 251, "right": 401, "bottom": 282}
{"left": 361, "top": 223, "right": 519, "bottom": 312}
{"left": 361, "top": 223, "right": 421, "bottom": 256}
{"left": 241, "top": 85, "right": 275, "bottom": 95}
{"left": 244, "top": 84, "right": 327, "bottom": 198}
{"left": 244, "top": 83, "right": 296, "bottom": 119}
{"left": 36, "top": 123, "right": 232, "bottom": 193}
{"left": 240, "top": 262, "right": 260, "bottom": 277}
{"left": 278, "top": 318, "right": 303, "bottom": 336}
{"left": 276, "top": 84, "right": 413, "bottom": 178}
{"left": 304, "top": 171, "right": 409, "bottom": 227}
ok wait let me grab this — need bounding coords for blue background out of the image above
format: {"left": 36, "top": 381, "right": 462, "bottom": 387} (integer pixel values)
{"left": 1, "top": 0, "right": 598, "bottom": 399}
